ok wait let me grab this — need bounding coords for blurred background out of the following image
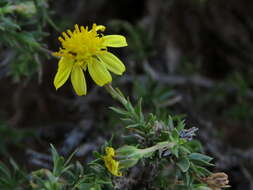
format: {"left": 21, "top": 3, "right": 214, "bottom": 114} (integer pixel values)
{"left": 0, "top": 0, "right": 253, "bottom": 189}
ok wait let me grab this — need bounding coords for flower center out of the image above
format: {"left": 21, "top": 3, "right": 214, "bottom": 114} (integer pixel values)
{"left": 54, "top": 24, "right": 106, "bottom": 68}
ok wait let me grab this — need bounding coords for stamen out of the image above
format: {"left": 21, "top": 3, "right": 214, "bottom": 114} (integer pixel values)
{"left": 67, "top": 30, "right": 73, "bottom": 36}
{"left": 58, "top": 37, "right": 65, "bottom": 42}
{"left": 62, "top": 32, "right": 69, "bottom": 40}
{"left": 80, "top": 26, "right": 85, "bottom": 32}
{"left": 96, "top": 25, "right": 106, "bottom": 32}
{"left": 74, "top": 24, "right": 80, "bottom": 33}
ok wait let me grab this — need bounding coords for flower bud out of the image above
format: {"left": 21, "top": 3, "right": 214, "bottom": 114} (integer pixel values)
{"left": 102, "top": 147, "right": 122, "bottom": 176}
{"left": 116, "top": 145, "right": 143, "bottom": 169}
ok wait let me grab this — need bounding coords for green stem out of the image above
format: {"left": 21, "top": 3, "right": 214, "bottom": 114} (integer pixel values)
{"left": 104, "top": 83, "right": 136, "bottom": 116}
{"left": 104, "top": 84, "right": 147, "bottom": 134}
{"left": 140, "top": 141, "right": 175, "bottom": 157}
{"left": 104, "top": 84, "right": 128, "bottom": 106}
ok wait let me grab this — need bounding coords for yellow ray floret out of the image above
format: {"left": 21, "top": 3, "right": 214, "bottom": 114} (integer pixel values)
{"left": 103, "top": 147, "right": 122, "bottom": 177}
{"left": 53, "top": 24, "right": 128, "bottom": 96}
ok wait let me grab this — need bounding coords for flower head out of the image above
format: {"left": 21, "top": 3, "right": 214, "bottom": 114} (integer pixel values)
{"left": 53, "top": 24, "right": 127, "bottom": 96}
{"left": 203, "top": 172, "right": 230, "bottom": 190}
{"left": 103, "top": 147, "right": 122, "bottom": 176}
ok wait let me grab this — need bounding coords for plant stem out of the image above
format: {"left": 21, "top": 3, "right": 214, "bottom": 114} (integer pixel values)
{"left": 104, "top": 83, "right": 137, "bottom": 118}
{"left": 140, "top": 141, "right": 175, "bottom": 157}
{"left": 104, "top": 84, "right": 128, "bottom": 106}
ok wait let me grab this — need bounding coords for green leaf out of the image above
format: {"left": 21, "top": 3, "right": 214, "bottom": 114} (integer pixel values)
{"left": 183, "top": 171, "right": 193, "bottom": 187}
{"left": 176, "top": 157, "right": 190, "bottom": 172}
{"left": 179, "top": 146, "right": 191, "bottom": 154}
{"left": 0, "top": 162, "right": 11, "bottom": 180}
{"left": 172, "top": 128, "right": 180, "bottom": 139}
{"left": 50, "top": 144, "right": 65, "bottom": 177}
{"left": 119, "top": 158, "right": 139, "bottom": 169}
{"left": 168, "top": 115, "right": 174, "bottom": 130}
{"left": 64, "top": 149, "right": 78, "bottom": 167}
{"left": 171, "top": 146, "right": 179, "bottom": 158}
{"left": 126, "top": 123, "right": 141, "bottom": 129}
{"left": 135, "top": 98, "right": 144, "bottom": 122}
{"left": 185, "top": 140, "right": 203, "bottom": 152}
{"left": 109, "top": 107, "right": 129, "bottom": 115}
{"left": 79, "top": 183, "right": 92, "bottom": 190}
{"left": 9, "top": 158, "right": 19, "bottom": 171}
{"left": 188, "top": 153, "right": 213, "bottom": 162}
{"left": 195, "top": 166, "right": 212, "bottom": 176}
{"left": 177, "top": 120, "right": 186, "bottom": 131}
{"left": 189, "top": 153, "right": 214, "bottom": 167}
{"left": 190, "top": 159, "right": 214, "bottom": 167}
{"left": 195, "top": 186, "right": 211, "bottom": 190}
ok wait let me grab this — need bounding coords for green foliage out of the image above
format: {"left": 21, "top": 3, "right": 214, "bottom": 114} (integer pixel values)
{"left": 0, "top": 0, "right": 54, "bottom": 81}
{"left": 105, "top": 85, "right": 216, "bottom": 189}
{"left": 0, "top": 85, "right": 221, "bottom": 190}
{"left": 30, "top": 145, "right": 113, "bottom": 190}
{"left": 0, "top": 159, "right": 29, "bottom": 190}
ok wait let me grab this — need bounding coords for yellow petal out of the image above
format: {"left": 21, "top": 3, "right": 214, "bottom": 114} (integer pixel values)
{"left": 96, "top": 25, "right": 106, "bottom": 32}
{"left": 102, "top": 35, "right": 127, "bottom": 47}
{"left": 70, "top": 65, "right": 87, "bottom": 96}
{"left": 54, "top": 58, "right": 73, "bottom": 90}
{"left": 97, "top": 52, "right": 126, "bottom": 75}
{"left": 88, "top": 58, "right": 112, "bottom": 86}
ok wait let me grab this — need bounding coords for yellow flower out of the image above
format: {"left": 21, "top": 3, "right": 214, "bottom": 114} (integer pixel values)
{"left": 103, "top": 147, "right": 122, "bottom": 176}
{"left": 53, "top": 24, "right": 127, "bottom": 96}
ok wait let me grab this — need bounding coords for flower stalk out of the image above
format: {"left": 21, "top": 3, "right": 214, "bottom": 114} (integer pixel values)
{"left": 139, "top": 141, "right": 176, "bottom": 158}
{"left": 104, "top": 84, "right": 128, "bottom": 106}
{"left": 104, "top": 83, "right": 142, "bottom": 128}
